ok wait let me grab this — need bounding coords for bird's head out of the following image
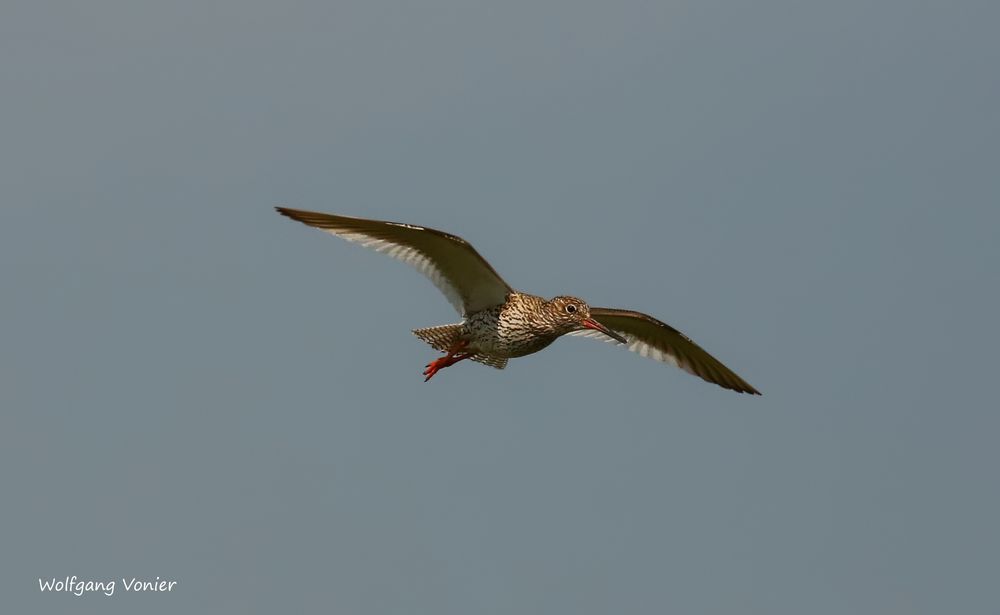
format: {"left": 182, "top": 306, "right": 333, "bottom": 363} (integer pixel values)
{"left": 547, "top": 296, "right": 627, "bottom": 343}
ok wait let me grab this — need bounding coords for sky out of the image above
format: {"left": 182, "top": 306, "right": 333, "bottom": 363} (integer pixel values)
{"left": 2, "top": 0, "right": 999, "bottom": 613}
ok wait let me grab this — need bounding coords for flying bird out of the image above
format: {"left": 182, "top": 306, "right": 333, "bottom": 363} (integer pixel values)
{"left": 276, "top": 207, "right": 760, "bottom": 394}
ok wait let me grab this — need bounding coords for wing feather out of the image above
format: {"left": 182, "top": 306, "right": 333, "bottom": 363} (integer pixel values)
{"left": 569, "top": 307, "right": 761, "bottom": 395}
{"left": 276, "top": 208, "right": 512, "bottom": 315}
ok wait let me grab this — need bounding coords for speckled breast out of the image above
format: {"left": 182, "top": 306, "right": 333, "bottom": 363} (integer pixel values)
{"left": 463, "top": 292, "right": 558, "bottom": 358}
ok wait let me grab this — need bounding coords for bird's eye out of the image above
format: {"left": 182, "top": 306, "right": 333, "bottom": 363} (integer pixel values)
{"left": 564, "top": 304, "right": 578, "bottom": 314}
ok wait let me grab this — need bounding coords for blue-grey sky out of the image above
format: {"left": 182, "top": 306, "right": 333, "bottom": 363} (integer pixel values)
{"left": 2, "top": 0, "right": 998, "bottom": 613}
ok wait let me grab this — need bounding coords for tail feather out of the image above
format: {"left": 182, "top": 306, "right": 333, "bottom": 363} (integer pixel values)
{"left": 413, "top": 324, "right": 464, "bottom": 353}
{"left": 412, "top": 324, "right": 508, "bottom": 370}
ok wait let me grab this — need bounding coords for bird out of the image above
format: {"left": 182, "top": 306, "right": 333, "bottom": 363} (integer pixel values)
{"left": 276, "top": 207, "right": 761, "bottom": 395}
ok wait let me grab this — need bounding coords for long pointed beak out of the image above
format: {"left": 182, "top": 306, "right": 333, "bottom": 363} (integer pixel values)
{"left": 582, "top": 318, "right": 628, "bottom": 344}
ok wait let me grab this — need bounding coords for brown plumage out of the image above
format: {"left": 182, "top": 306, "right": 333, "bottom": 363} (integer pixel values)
{"left": 276, "top": 207, "right": 761, "bottom": 395}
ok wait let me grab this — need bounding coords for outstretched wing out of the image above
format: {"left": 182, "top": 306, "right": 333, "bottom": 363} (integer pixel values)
{"left": 276, "top": 207, "right": 512, "bottom": 315}
{"left": 569, "top": 307, "right": 761, "bottom": 395}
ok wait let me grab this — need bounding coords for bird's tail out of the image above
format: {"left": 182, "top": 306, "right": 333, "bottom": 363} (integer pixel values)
{"left": 412, "top": 324, "right": 508, "bottom": 370}
{"left": 412, "top": 323, "right": 465, "bottom": 353}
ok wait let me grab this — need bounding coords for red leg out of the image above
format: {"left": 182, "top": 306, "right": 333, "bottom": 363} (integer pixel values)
{"left": 423, "top": 340, "right": 473, "bottom": 382}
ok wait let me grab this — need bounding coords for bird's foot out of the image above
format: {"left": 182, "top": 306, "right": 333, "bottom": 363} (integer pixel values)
{"left": 423, "top": 352, "right": 473, "bottom": 382}
{"left": 423, "top": 357, "right": 448, "bottom": 382}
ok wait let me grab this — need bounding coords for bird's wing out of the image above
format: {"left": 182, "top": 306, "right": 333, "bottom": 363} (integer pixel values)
{"left": 276, "top": 207, "right": 512, "bottom": 315}
{"left": 568, "top": 307, "right": 761, "bottom": 395}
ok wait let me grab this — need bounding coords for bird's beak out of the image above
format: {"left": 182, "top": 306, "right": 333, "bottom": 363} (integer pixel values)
{"left": 582, "top": 318, "right": 628, "bottom": 344}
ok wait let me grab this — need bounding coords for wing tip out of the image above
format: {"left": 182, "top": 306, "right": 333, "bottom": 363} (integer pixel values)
{"left": 275, "top": 205, "right": 304, "bottom": 221}
{"left": 715, "top": 375, "right": 761, "bottom": 396}
{"left": 275, "top": 206, "right": 337, "bottom": 230}
{"left": 724, "top": 378, "right": 762, "bottom": 395}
